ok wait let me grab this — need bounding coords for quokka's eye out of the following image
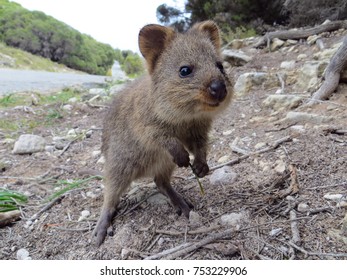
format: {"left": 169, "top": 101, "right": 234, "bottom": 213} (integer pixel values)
{"left": 216, "top": 61, "right": 225, "bottom": 74}
{"left": 179, "top": 66, "right": 193, "bottom": 77}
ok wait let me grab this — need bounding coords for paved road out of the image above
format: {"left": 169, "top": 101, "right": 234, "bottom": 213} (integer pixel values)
{"left": 0, "top": 68, "right": 107, "bottom": 95}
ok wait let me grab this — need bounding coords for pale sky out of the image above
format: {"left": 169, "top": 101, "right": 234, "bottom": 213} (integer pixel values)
{"left": 11, "top": 0, "right": 185, "bottom": 52}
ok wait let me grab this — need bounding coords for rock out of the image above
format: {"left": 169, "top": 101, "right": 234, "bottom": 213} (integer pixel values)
{"left": 147, "top": 193, "right": 169, "bottom": 205}
{"left": 285, "top": 39, "right": 298, "bottom": 46}
{"left": 92, "top": 150, "right": 101, "bottom": 158}
{"left": 62, "top": 104, "right": 73, "bottom": 111}
{"left": 290, "top": 125, "right": 306, "bottom": 134}
{"left": 269, "top": 228, "right": 283, "bottom": 236}
{"left": 78, "top": 210, "right": 90, "bottom": 222}
{"left": 263, "top": 94, "right": 304, "bottom": 111}
{"left": 13, "top": 134, "right": 46, "bottom": 154}
{"left": 220, "top": 212, "right": 246, "bottom": 229}
{"left": 271, "top": 38, "right": 285, "bottom": 51}
{"left": 295, "top": 61, "right": 328, "bottom": 91}
{"left": 297, "top": 202, "right": 309, "bottom": 212}
{"left": 274, "top": 160, "right": 286, "bottom": 174}
{"left": 280, "top": 60, "right": 296, "bottom": 70}
{"left": 189, "top": 211, "right": 201, "bottom": 227}
{"left": 68, "top": 97, "right": 78, "bottom": 103}
{"left": 234, "top": 72, "right": 277, "bottom": 96}
{"left": 227, "top": 39, "right": 244, "bottom": 49}
{"left": 89, "top": 88, "right": 107, "bottom": 96}
{"left": 284, "top": 111, "right": 333, "bottom": 124}
{"left": 313, "top": 47, "right": 339, "bottom": 61}
{"left": 297, "top": 54, "right": 308, "bottom": 60}
{"left": 307, "top": 35, "right": 321, "bottom": 45}
{"left": 217, "top": 155, "right": 230, "bottom": 163}
{"left": 16, "top": 248, "right": 31, "bottom": 260}
{"left": 222, "top": 130, "right": 233, "bottom": 136}
{"left": 97, "top": 156, "right": 105, "bottom": 164}
{"left": 210, "top": 166, "right": 238, "bottom": 186}
{"left": 121, "top": 248, "right": 130, "bottom": 260}
{"left": 222, "top": 49, "right": 252, "bottom": 66}
{"left": 254, "top": 142, "right": 266, "bottom": 150}
{"left": 324, "top": 193, "right": 344, "bottom": 201}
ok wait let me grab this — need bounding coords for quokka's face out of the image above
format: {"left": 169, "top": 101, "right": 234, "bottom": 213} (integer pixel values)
{"left": 151, "top": 34, "right": 233, "bottom": 121}
{"left": 139, "top": 21, "right": 233, "bottom": 122}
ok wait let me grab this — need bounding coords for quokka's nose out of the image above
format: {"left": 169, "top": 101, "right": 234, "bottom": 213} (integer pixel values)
{"left": 209, "top": 80, "right": 227, "bottom": 101}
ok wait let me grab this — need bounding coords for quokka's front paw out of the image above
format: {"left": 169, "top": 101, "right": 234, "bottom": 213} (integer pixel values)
{"left": 191, "top": 160, "right": 209, "bottom": 178}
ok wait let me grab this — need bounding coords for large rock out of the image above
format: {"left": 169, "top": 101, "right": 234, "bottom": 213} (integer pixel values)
{"left": 222, "top": 49, "right": 252, "bottom": 66}
{"left": 234, "top": 72, "right": 278, "bottom": 96}
{"left": 295, "top": 61, "right": 327, "bottom": 91}
{"left": 263, "top": 94, "right": 305, "bottom": 111}
{"left": 271, "top": 38, "right": 285, "bottom": 51}
{"left": 210, "top": 166, "right": 238, "bottom": 186}
{"left": 13, "top": 134, "right": 46, "bottom": 154}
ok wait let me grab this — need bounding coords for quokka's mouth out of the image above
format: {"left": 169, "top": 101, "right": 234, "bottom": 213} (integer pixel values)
{"left": 203, "top": 100, "right": 220, "bottom": 107}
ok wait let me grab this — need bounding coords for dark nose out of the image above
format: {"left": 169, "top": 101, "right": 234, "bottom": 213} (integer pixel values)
{"left": 209, "top": 80, "right": 227, "bottom": 101}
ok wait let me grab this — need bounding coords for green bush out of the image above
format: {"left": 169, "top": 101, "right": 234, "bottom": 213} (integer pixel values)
{"left": 0, "top": 0, "right": 116, "bottom": 75}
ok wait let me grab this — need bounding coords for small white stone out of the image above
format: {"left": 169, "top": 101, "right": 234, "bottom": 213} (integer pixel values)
{"left": 121, "top": 248, "right": 130, "bottom": 259}
{"left": 274, "top": 160, "right": 286, "bottom": 174}
{"left": 92, "top": 150, "right": 101, "bottom": 157}
{"left": 189, "top": 211, "right": 201, "bottom": 227}
{"left": 16, "top": 248, "right": 30, "bottom": 260}
{"left": 217, "top": 155, "right": 230, "bottom": 163}
{"left": 297, "top": 54, "right": 308, "bottom": 60}
{"left": 81, "top": 210, "right": 90, "bottom": 218}
{"left": 269, "top": 228, "right": 283, "bottom": 236}
{"left": 254, "top": 142, "right": 266, "bottom": 150}
{"left": 324, "top": 194, "right": 344, "bottom": 201}
{"left": 222, "top": 130, "right": 233, "bottom": 136}
{"left": 97, "top": 156, "right": 105, "bottom": 164}
{"left": 62, "top": 104, "right": 73, "bottom": 111}
{"left": 86, "top": 191, "right": 97, "bottom": 198}
{"left": 297, "top": 203, "right": 309, "bottom": 212}
{"left": 280, "top": 60, "right": 296, "bottom": 70}
{"left": 68, "top": 97, "right": 78, "bottom": 103}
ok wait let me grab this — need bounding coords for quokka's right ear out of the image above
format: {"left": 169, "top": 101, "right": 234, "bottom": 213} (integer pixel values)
{"left": 139, "top": 24, "right": 176, "bottom": 74}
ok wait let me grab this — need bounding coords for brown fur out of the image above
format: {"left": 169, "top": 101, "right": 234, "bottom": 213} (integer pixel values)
{"left": 93, "top": 21, "right": 233, "bottom": 246}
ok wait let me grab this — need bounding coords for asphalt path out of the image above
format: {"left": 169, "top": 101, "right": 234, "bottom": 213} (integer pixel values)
{"left": 0, "top": 68, "right": 107, "bottom": 95}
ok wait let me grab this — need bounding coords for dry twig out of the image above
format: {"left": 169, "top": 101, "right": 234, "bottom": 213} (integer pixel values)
{"left": 208, "top": 136, "right": 292, "bottom": 173}
{"left": 0, "top": 210, "right": 21, "bottom": 227}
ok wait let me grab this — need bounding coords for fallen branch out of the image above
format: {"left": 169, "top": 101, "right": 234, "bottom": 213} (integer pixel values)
{"left": 306, "top": 36, "right": 347, "bottom": 105}
{"left": 290, "top": 210, "right": 301, "bottom": 245}
{"left": 287, "top": 241, "right": 347, "bottom": 258}
{"left": 147, "top": 216, "right": 311, "bottom": 260}
{"left": 208, "top": 136, "right": 292, "bottom": 173}
{"left": 254, "top": 20, "right": 347, "bottom": 48}
{"left": 0, "top": 210, "right": 21, "bottom": 227}
{"left": 28, "top": 195, "right": 65, "bottom": 222}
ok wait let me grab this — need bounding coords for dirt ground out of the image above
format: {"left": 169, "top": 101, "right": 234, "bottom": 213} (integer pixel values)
{"left": 0, "top": 32, "right": 346, "bottom": 260}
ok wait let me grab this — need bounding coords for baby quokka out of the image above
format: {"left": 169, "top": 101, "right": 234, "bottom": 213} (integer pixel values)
{"left": 94, "top": 21, "right": 233, "bottom": 245}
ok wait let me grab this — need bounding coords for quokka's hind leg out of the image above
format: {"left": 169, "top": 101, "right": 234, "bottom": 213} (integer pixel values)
{"left": 154, "top": 172, "right": 193, "bottom": 218}
{"left": 93, "top": 175, "right": 131, "bottom": 246}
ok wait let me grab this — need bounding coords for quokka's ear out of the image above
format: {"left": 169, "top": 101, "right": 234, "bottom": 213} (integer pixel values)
{"left": 138, "top": 24, "right": 176, "bottom": 74}
{"left": 192, "top": 20, "right": 221, "bottom": 50}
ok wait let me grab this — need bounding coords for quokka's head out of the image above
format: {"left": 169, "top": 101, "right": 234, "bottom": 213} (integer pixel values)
{"left": 139, "top": 21, "right": 233, "bottom": 122}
